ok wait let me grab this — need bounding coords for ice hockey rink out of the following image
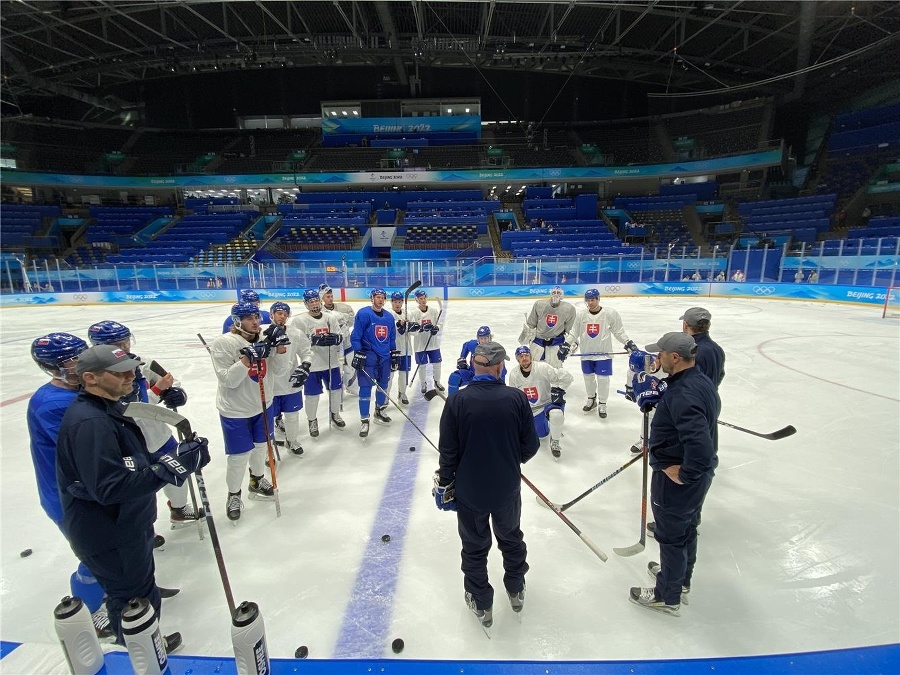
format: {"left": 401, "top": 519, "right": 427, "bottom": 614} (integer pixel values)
{"left": 1, "top": 293, "right": 898, "bottom": 673}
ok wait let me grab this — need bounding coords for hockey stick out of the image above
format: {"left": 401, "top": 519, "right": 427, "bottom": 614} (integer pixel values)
{"left": 371, "top": 378, "right": 439, "bottom": 452}
{"left": 424, "top": 389, "right": 608, "bottom": 563}
{"left": 536, "top": 452, "right": 642, "bottom": 512}
{"left": 409, "top": 297, "right": 443, "bottom": 390}
{"left": 718, "top": 420, "right": 796, "bottom": 440}
{"left": 147, "top": 359, "right": 203, "bottom": 541}
{"left": 572, "top": 351, "right": 629, "bottom": 357}
{"left": 252, "top": 353, "right": 281, "bottom": 518}
{"left": 123, "top": 402, "right": 236, "bottom": 614}
{"left": 403, "top": 280, "right": 422, "bottom": 395}
{"left": 613, "top": 411, "right": 649, "bottom": 557}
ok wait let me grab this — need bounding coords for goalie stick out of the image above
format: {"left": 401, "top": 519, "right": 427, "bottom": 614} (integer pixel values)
{"left": 424, "top": 389, "right": 608, "bottom": 563}
{"left": 123, "top": 402, "right": 236, "bottom": 614}
{"left": 613, "top": 411, "right": 649, "bottom": 557}
{"left": 536, "top": 452, "right": 642, "bottom": 512}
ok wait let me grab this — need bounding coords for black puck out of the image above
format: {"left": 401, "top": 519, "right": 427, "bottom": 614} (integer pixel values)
{"left": 381, "top": 534, "right": 391, "bottom": 543}
{"left": 409, "top": 445, "right": 416, "bottom": 452}
{"left": 295, "top": 645, "right": 308, "bottom": 659}
{"left": 19, "top": 548, "right": 32, "bottom": 558}
{"left": 392, "top": 638, "right": 404, "bottom": 653}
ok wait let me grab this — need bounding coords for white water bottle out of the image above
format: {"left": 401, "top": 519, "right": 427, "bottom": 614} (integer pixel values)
{"left": 54, "top": 596, "right": 105, "bottom": 675}
{"left": 231, "top": 601, "right": 270, "bottom": 675}
{"left": 121, "top": 598, "right": 168, "bottom": 675}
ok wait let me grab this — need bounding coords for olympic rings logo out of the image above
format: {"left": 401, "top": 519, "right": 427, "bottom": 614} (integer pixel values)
{"left": 200, "top": 292, "right": 215, "bottom": 299}
{"left": 604, "top": 286, "right": 621, "bottom": 293}
{"left": 752, "top": 286, "right": 776, "bottom": 295}
{"left": 469, "top": 288, "right": 485, "bottom": 296}
{"left": 74, "top": 294, "right": 88, "bottom": 301}
{"left": 627, "top": 262, "right": 640, "bottom": 269}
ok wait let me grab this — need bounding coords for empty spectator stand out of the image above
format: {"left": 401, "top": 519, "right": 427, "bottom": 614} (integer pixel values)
{"left": 126, "top": 130, "right": 237, "bottom": 175}
{"left": 190, "top": 237, "right": 259, "bottom": 265}
{"left": 736, "top": 194, "right": 837, "bottom": 245}
{"left": 501, "top": 219, "right": 641, "bottom": 258}
{"left": 403, "top": 225, "right": 478, "bottom": 250}
{"left": 304, "top": 147, "right": 387, "bottom": 172}
{"left": 0, "top": 204, "right": 60, "bottom": 248}
{"left": 664, "top": 101, "right": 769, "bottom": 158}
{"left": 1, "top": 119, "right": 134, "bottom": 174}
{"left": 575, "top": 122, "right": 667, "bottom": 166}
{"left": 217, "top": 129, "right": 319, "bottom": 173}
{"left": 273, "top": 225, "right": 360, "bottom": 252}
{"left": 65, "top": 245, "right": 110, "bottom": 266}
{"left": 613, "top": 195, "right": 695, "bottom": 245}
{"left": 84, "top": 206, "right": 174, "bottom": 246}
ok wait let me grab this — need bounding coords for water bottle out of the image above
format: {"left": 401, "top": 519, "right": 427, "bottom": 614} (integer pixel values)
{"left": 54, "top": 595, "right": 105, "bottom": 675}
{"left": 231, "top": 601, "right": 270, "bottom": 675}
{"left": 121, "top": 598, "right": 168, "bottom": 675}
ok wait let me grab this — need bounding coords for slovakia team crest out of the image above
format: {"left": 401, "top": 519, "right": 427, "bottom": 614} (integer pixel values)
{"left": 247, "top": 360, "right": 267, "bottom": 382}
{"left": 586, "top": 323, "right": 601, "bottom": 338}
{"left": 374, "top": 324, "right": 388, "bottom": 343}
{"left": 545, "top": 315, "right": 558, "bottom": 328}
{"left": 523, "top": 386, "right": 539, "bottom": 404}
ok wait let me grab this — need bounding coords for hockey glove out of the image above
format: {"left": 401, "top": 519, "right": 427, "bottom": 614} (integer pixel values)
{"left": 429, "top": 325, "right": 440, "bottom": 336}
{"left": 633, "top": 372, "right": 668, "bottom": 413}
{"left": 624, "top": 340, "right": 638, "bottom": 354}
{"left": 151, "top": 436, "right": 210, "bottom": 487}
{"left": 390, "top": 350, "right": 401, "bottom": 372}
{"left": 289, "top": 362, "right": 312, "bottom": 388}
{"left": 432, "top": 473, "right": 457, "bottom": 512}
{"left": 550, "top": 386, "right": 566, "bottom": 406}
{"left": 312, "top": 332, "right": 342, "bottom": 347}
{"left": 240, "top": 342, "right": 271, "bottom": 362}
{"left": 159, "top": 386, "right": 188, "bottom": 410}
{"left": 557, "top": 342, "right": 571, "bottom": 362}
{"left": 263, "top": 324, "right": 285, "bottom": 344}
{"left": 624, "top": 383, "right": 636, "bottom": 402}
{"left": 456, "top": 357, "right": 469, "bottom": 371}
{"left": 396, "top": 320, "right": 407, "bottom": 335}
{"left": 406, "top": 322, "right": 421, "bottom": 333}
{"left": 351, "top": 352, "right": 367, "bottom": 371}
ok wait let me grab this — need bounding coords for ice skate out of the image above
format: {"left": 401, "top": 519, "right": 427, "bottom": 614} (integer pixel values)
{"left": 421, "top": 382, "right": 428, "bottom": 394}
{"left": 359, "top": 419, "right": 370, "bottom": 438}
{"left": 647, "top": 561, "right": 690, "bottom": 604}
{"left": 550, "top": 438, "right": 562, "bottom": 459}
{"left": 399, "top": 392, "right": 409, "bottom": 404}
{"left": 628, "top": 587, "right": 679, "bottom": 616}
{"left": 582, "top": 396, "right": 597, "bottom": 412}
{"left": 434, "top": 382, "right": 446, "bottom": 392}
{"left": 158, "top": 586, "right": 180, "bottom": 599}
{"left": 288, "top": 442, "right": 304, "bottom": 456}
{"left": 308, "top": 419, "right": 319, "bottom": 438}
{"left": 164, "top": 632, "right": 183, "bottom": 654}
{"left": 373, "top": 406, "right": 391, "bottom": 424}
{"left": 330, "top": 412, "right": 346, "bottom": 428}
{"left": 226, "top": 491, "right": 243, "bottom": 522}
{"left": 508, "top": 585, "right": 526, "bottom": 614}
{"left": 168, "top": 500, "right": 204, "bottom": 529}
{"left": 465, "top": 592, "right": 493, "bottom": 637}
{"left": 598, "top": 402, "right": 607, "bottom": 419}
{"left": 248, "top": 474, "right": 275, "bottom": 501}
{"left": 91, "top": 607, "right": 113, "bottom": 639}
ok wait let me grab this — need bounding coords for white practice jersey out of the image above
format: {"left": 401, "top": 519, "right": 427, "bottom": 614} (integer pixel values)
{"left": 572, "top": 306, "right": 630, "bottom": 361}
{"left": 210, "top": 331, "right": 292, "bottom": 417}
{"left": 291, "top": 311, "right": 343, "bottom": 373}
{"left": 325, "top": 302, "right": 355, "bottom": 343}
{"left": 409, "top": 303, "right": 442, "bottom": 351}
{"left": 526, "top": 299, "right": 577, "bottom": 341}
{"left": 390, "top": 307, "right": 414, "bottom": 357}
{"left": 268, "top": 324, "right": 312, "bottom": 397}
{"left": 507, "top": 361, "right": 574, "bottom": 415}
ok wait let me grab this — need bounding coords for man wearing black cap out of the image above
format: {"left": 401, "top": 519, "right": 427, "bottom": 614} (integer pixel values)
{"left": 680, "top": 307, "right": 725, "bottom": 389}
{"left": 435, "top": 341, "right": 539, "bottom": 631}
{"left": 56, "top": 345, "right": 210, "bottom": 649}
{"left": 627, "top": 332, "right": 720, "bottom": 617}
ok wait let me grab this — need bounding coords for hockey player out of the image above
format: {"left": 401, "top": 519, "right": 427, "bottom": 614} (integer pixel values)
{"left": 350, "top": 288, "right": 398, "bottom": 438}
{"left": 571, "top": 288, "right": 638, "bottom": 419}
{"left": 87, "top": 320, "right": 202, "bottom": 530}
{"left": 447, "top": 326, "right": 506, "bottom": 396}
{"left": 209, "top": 302, "right": 292, "bottom": 521}
{"left": 389, "top": 291, "right": 414, "bottom": 404}
{"left": 521, "top": 286, "right": 577, "bottom": 368}
{"left": 507, "top": 345, "right": 574, "bottom": 459}
{"left": 222, "top": 289, "right": 271, "bottom": 333}
{"left": 290, "top": 290, "right": 346, "bottom": 435}
{"left": 266, "top": 301, "right": 312, "bottom": 454}
{"left": 28, "top": 333, "right": 111, "bottom": 637}
{"left": 319, "top": 284, "right": 355, "bottom": 390}
{"left": 408, "top": 288, "right": 443, "bottom": 393}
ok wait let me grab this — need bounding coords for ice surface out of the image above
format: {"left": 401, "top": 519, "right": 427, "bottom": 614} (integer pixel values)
{"left": 1, "top": 295, "right": 898, "bottom": 661}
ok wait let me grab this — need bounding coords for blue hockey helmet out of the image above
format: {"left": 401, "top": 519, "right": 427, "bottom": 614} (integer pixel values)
{"left": 88, "top": 320, "right": 132, "bottom": 346}
{"left": 239, "top": 289, "right": 260, "bottom": 304}
{"left": 515, "top": 345, "right": 532, "bottom": 358}
{"left": 390, "top": 291, "right": 404, "bottom": 302}
{"left": 584, "top": 288, "right": 600, "bottom": 300}
{"left": 303, "top": 289, "right": 322, "bottom": 312}
{"left": 476, "top": 325, "right": 492, "bottom": 338}
{"left": 370, "top": 287, "right": 387, "bottom": 301}
{"left": 414, "top": 289, "right": 427, "bottom": 299}
{"left": 270, "top": 301, "right": 291, "bottom": 316}
{"left": 32, "top": 333, "right": 89, "bottom": 377}
{"left": 231, "top": 302, "right": 261, "bottom": 327}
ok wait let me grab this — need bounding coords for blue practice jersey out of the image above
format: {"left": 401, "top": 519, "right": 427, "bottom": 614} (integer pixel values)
{"left": 26, "top": 382, "right": 78, "bottom": 524}
{"left": 351, "top": 306, "right": 397, "bottom": 358}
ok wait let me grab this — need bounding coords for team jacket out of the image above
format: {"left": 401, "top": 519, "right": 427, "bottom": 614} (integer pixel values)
{"left": 56, "top": 391, "right": 163, "bottom": 556}
{"left": 693, "top": 332, "right": 726, "bottom": 389}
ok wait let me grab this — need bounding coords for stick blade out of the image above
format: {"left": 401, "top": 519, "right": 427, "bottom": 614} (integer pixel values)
{"left": 613, "top": 542, "right": 645, "bottom": 557}
{"left": 423, "top": 389, "right": 439, "bottom": 401}
{"left": 768, "top": 425, "right": 797, "bottom": 440}
{"left": 534, "top": 495, "right": 562, "bottom": 512}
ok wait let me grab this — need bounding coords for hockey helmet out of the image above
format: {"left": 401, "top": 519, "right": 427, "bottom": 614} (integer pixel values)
{"left": 414, "top": 289, "right": 427, "bottom": 299}
{"left": 370, "top": 288, "right": 387, "bottom": 301}
{"left": 239, "top": 289, "right": 260, "bottom": 304}
{"left": 319, "top": 284, "right": 333, "bottom": 296}
{"left": 270, "top": 301, "right": 291, "bottom": 316}
{"left": 476, "top": 326, "right": 492, "bottom": 343}
{"left": 584, "top": 288, "right": 600, "bottom": 301}
{"left": 515, "top": 345, "right": 532, "bottom": 358}
{"left": 231, "top": 302, "right": 261, "bottom": 327}
{"left": 390, "top": 291, "right": 404, "bottom": 302}
{"left": 32, "top": 333, "right": 89, "bottom": 378}
{"left": 88, "top": 320, "right": 132, "bottom": 346}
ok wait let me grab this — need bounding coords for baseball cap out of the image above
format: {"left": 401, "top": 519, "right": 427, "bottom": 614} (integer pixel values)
{"left": 645, "top": 332, "right": 697, "bottom": 359}
{"left": 75, "top": 344, "right": 144, "bottom": 375}
{"left": 473, "top": 341, "right": 510, "bottom": 367}
{"left": 679, "top": 307, "right": 712, "bottom": 327}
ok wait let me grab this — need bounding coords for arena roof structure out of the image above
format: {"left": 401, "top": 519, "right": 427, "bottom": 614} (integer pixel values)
{"left": 1, "top": 1, "right": 898, "bottom": 123}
